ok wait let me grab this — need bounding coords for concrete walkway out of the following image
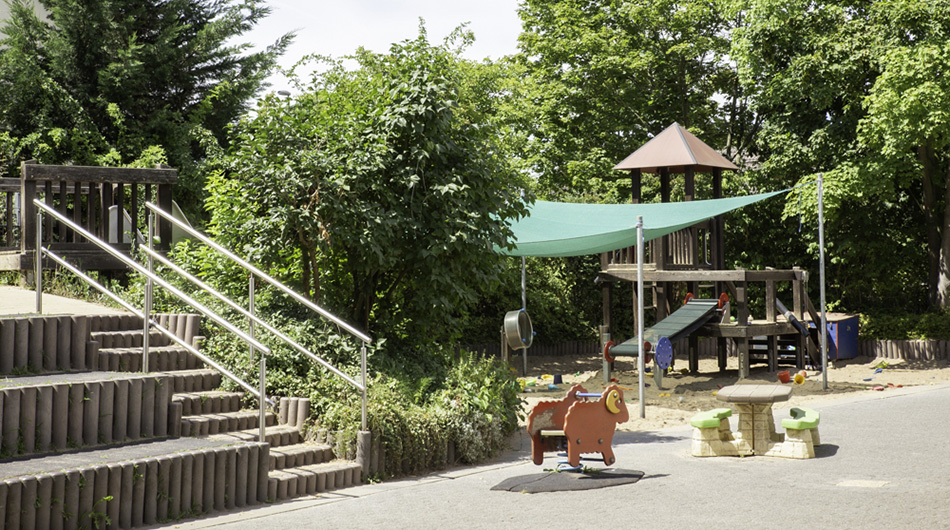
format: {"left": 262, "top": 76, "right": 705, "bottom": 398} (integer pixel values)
{"left": 168, "top": 382, "right": 950, "bottom": 530}
{"left": 0, "top": 285, "right": 127, "bottom": 316}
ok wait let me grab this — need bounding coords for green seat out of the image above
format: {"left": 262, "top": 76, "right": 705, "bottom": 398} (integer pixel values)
{"left": 782, "top": 407, "right": 820, "bottom": 430}
{"left": 690, "top": 407, "right": 732, "bottom": 429}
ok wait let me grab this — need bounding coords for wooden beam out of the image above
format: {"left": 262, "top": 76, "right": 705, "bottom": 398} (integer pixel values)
{"left": 22, "top": 164, "right": 177, "bottom": 185}
{"left": 598, "top": 268, "right": 803, "bottom": 283}
{"left": 630, "top": 169, "right": 641, "bottom": 204}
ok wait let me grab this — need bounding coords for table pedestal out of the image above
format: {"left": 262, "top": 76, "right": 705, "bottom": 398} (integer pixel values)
{"left": 734, "top": 403, "right": 782, "bottom": 455}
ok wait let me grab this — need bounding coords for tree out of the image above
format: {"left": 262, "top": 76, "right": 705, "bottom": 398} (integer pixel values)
{"left": 858, "top": 1, "right": 950, "bottom": 308}
{"left": 0, "top": 0, "right": 290, "bottom": 207}
{"left": 515, "top": 0, "right": 756, "bottom": 199}
{"left": 731, "top": 0, "right": 950, "bottom": 310}
{"left": 203, "top": 27, "right": 528, "bottom": 350}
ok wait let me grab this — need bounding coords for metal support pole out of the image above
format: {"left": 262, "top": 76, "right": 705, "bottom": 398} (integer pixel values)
{"left": 144, "top": 214, "right": 154, "bottom": 373}
{"left": 637, "top": 216, "right": 645, "bottom": 419}
{"left": 259, "top": 355, "right": 267, "bottom": 443}
{"left": 249, "top": 274, "right": 256, "bottom": 364}
{"left": 361, "top": 344, "right": 367, "bottom": 431}
{"left": 250, "top": 274, "right": 265, "bottom": 442}
{"left": 35, "top": 212, "right": 42, "bottom": 314}
{"left": 521, "top": 257, "right": 528, "bottom": 376}
{"left": 818, "top": 175, "right": 828, "bottom": 390}
{"left": 521, "top": 256, "right": 526, "bottom": 310}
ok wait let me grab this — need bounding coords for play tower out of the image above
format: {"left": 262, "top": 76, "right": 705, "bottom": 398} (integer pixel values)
{"left": 596, "top": 124, "right": 824, "bottom": 378}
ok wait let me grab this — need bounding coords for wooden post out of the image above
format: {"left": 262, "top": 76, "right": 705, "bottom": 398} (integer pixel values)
{"left": 116, "top": 182, "right": 125, "bottom": 242}
{"left": 735, "top": 280, "right": 749, "bottom": 324}
{"left": 717, "top": 337, "right": 727, "bottom": 372}
{"left": 157, "top": 183, "right": 173, "bottom": 250}
{"left": 101, "top": 182, "right": 113, "bottom": 243}
{"left": 629, "top": 169, "right": 641, "bottom": 204}
{"left": 737, "top": 337, "right": 750, "bottom": 379}
{"left": 20, "top": 161, "right": 37, "bottom": 253}
{"left": 73, "top": 181, "right": 82, "bottom": 242}
{"left": 58, "top": 181, "right": 67, "bottom": 241}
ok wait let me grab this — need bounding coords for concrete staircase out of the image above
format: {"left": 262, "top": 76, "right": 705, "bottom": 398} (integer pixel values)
{"left": 0, "top": 313, "right": 361, "bottom": 529}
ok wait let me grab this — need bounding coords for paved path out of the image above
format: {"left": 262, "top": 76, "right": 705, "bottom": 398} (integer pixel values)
{"left": 169, "top": 383, "right": 950, "bottom": 530}
{"left": 0, "top": 285, "right": 127, "bottom": 316}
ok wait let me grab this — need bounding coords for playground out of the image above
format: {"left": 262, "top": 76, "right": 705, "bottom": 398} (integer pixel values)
{"left": 518, "top": 352, "right": 950, "bottom": 432}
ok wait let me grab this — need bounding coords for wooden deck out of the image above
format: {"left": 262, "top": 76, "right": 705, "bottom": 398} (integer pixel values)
{"left": 598, "top": 266, "right": 822, "bottom": 378}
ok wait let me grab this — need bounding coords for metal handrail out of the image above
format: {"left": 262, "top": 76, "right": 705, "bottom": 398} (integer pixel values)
{"left": 144, "top": 203, "right": 371, "bottom": 344}
{"left": 33, "top": 201, "right": 274, "bottom": 409}
{"left": 34, "top": 201, "right": 271, "bottom": 355}
{"left": 142, "top": 246, "right": 364, "bottom": 391}
{"left": 40, "top": 248, "right": 275, "bottom": 406}
{"left": 144, "top": 202, "right": 372, "bottom": 430}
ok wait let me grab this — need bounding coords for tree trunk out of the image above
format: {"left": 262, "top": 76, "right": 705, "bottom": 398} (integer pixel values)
{"left": 919, "top": 142, "right": 941, "bottom": 306}
{"left": 937, "top": 164, "right": 950, "bottom": 308}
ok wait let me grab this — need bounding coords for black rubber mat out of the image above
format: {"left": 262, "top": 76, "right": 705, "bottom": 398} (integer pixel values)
{"left": 491, "top": 468, "right": 644, "bottom": 493}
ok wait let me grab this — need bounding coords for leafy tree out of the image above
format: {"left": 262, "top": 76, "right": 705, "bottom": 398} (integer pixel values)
{"left": 203, "top": 27, "right": 529, "bottom": 351}
{"left": 0, "top": 0, "right": 290, "bottom": 208}
{"left": 730, "top": 0, "right": 950, "bottom": 310}
{"left": 858, "top": 1, "right": 950, "bottom": 308}
{"left": 515, "top": 0, "right": 756, "bottom": 199}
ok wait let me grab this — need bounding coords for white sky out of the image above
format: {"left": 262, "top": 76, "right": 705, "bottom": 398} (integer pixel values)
{"left": 246, "top": 0, "right": 524, "bottom": 90}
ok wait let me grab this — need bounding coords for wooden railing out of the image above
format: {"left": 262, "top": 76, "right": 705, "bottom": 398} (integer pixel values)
{"left": 601, "top": 220, "right": 718, "bottom": 271}
{"left": 0, "top": 161, "right": 177, "bottom": 269}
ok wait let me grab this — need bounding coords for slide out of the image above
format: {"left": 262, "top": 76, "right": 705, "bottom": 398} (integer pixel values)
{"left": 605, "top": 295, "right": 725, "bottom": 360}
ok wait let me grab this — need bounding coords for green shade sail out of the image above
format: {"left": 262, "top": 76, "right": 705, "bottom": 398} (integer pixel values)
{"left": 497, "top": 189, "right": 788, "bottom": 257}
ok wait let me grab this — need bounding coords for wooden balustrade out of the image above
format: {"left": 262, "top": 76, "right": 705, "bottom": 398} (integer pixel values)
{"left": 0, "top": 161, "right": 177, "bottom": 271}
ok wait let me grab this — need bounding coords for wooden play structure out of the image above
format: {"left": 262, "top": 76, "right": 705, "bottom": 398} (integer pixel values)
{"left": 596, "top": 123, "right": 826, "bottom": 378}
{"left": 526, "top": 384, "right": 629, "bottom": 468}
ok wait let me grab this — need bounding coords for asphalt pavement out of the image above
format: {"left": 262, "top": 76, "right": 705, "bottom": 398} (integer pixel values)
{"left": 169, "top": 382, "right": 950, "bottom": 530}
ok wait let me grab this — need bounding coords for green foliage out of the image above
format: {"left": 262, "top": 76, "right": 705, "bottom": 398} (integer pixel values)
{"left": 318, "top": 349, "right": 522, "bottom": 474}
{"left": 203, "top": 25, "right": 528, "bottom": 352}
{"left": 0, "top": 0, "right": 291, "bottom": 215}
{"left": 515, "top": 0, "right": 753, "bottom": 199}
{"left": 730, "top": 0, "right": 950, "bottom": 310}
{"left": 859, "top": 310, "right": 950, "bottom": 340}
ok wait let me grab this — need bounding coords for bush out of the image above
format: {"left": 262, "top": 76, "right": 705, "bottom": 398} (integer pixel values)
{"left": 318, "top": 349, "right": 522, "bottom": 477}
{"left": 859, "top": 310, "right": 950, "bottom": 340}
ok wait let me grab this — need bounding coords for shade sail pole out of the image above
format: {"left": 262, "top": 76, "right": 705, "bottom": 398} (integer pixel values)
{"left": 818, "top": 174, "right": 828, "bottom": 390}
{"left": 637, "top": 216, "right": 645, "bottom": 418}
{"left": 521, "top": 256, "right": 527, "bottom": 376}
{"left": 521, "top": 257, "right": 526, "bottom": 310}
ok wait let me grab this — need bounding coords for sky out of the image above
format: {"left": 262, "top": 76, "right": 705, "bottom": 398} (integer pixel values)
{"left": 245, "top": 0, "right": 524, "bottom": 90}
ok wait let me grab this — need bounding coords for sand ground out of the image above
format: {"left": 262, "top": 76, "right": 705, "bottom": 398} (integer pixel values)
{"left": 517, "top": 353, "right": 950, "bottom": 431}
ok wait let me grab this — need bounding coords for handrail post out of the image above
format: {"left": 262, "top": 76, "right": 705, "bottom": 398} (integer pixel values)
{"left": 144, "top": 214, "right": 154, "bottom": 372}
{"left": 361, "top": 344, "right": 367, "bottom": 431}
{"left": 259, "top": 354, "right": 267, "bottom": 443}
{"left": 35, "top": 211, "right": 42, "bottom": 314}
{"left": 249, "top": 274, "right": 255, "bottom": 364}
{"left": 251, "top": 274, "right": 265, "bottom": 443}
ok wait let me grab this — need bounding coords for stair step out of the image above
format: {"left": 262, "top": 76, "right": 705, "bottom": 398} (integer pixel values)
{"left": 162, "top": 369, "right": 223, "bottom": 393}
{"left": 99, "top": 344, "right": 203, "bottom": 372}
{"left": 269, "top": 442, "right": 335, "bottom": 471}
{"left": 210, "top": 425, "right": 302, "bottom": 448}
{"left": 267, "top": 462, "right": 363, "bottom": 501}
{"left": 0, "top": 437, "right": 269, "bottom": 528}
{"left": 181, "top": 410, "right": 278, "bottom": 437}
{"left": 174, "top": 390, "right": 245, "bottom": 415}
{"left": 0, "top": 372, "right": 176, "bottom": 456}
{"left": 91, "top": 329, "right": 169, "bottom": 349}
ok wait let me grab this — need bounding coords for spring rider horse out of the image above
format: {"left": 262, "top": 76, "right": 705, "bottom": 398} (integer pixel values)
{"left": 526, "top": 384, "right": 629, "bottom": 469}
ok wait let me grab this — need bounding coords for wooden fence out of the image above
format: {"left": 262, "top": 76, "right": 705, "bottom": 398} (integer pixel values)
{"left": 464, "top": 338, "right": 950, "bottom": 362}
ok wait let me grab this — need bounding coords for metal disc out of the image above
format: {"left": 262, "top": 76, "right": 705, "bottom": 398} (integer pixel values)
{"left": 655, "top": 336, "right": 673, "bottom": 370}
